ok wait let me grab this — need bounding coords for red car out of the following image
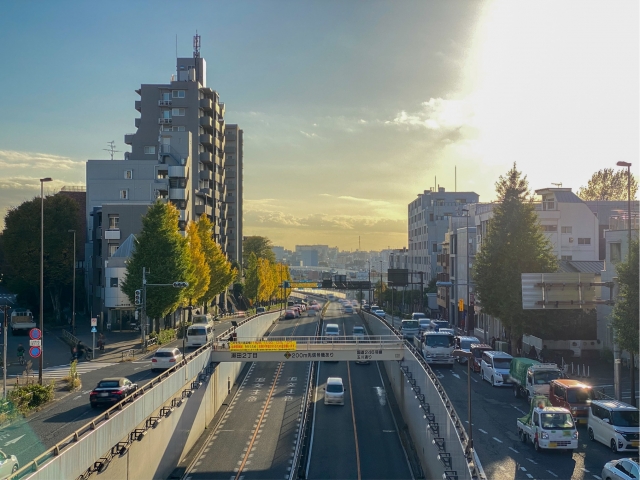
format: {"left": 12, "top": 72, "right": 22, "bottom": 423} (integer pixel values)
{"left": 470, "top": 344, "right": 493, "bottom": 373}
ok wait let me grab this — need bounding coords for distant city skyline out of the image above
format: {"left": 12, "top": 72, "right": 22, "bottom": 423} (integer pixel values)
{"left": 0, "top": 1, "right": 637, "bottom": 250}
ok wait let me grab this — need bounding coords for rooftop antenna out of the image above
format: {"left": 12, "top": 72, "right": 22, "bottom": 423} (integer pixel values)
{"left": 103, "top": 141, "right": 121, "bottom": 160}
{"left": 551, "top": 182, "right": 562, "bottom": 188}
{"left": 193, "top": 31, "right": 201, "bottom": 86}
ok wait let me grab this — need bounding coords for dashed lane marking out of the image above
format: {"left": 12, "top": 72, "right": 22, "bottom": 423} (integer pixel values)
{"left": 527, "top": 458, "right": 538, "bottom": 464}
{"left": 526, "top": 475, "right": 533, "bottom": 479}
{"left": 512, "top": 405, "right": 527, "bottom": 415}
{"left": 519, "top": 467, "right": 527, "bottom": 472}
{"left": 546, "top": 470, "right": 558, "bottom": 478}
{"left": 508, "top": 447, "right": 519, "bottom": 454}
{"left": 492, "top": 437, "right": 503, "bottom": 443}
{"left": 479, "top": 429, "right": 488, "bottom": 434}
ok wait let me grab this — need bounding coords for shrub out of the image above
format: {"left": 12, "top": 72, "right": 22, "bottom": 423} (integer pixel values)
{"left": 8, "top": 382, "right": 55, "bottom": 415}
{"left": 158, "top": 328, "right": 176, "bottom": 345}
{"left": 63, "top": 360, "right": 81, "bottom": 391}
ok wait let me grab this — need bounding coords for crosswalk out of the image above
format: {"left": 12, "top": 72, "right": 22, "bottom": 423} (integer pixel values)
{"left": 12, "top": 362, "right": 116, "bottom": 379}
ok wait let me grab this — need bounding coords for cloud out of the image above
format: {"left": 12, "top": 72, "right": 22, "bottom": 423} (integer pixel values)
{"left": 337, "top": 195, "right": 391, "bottom": 207}
{"left": 0, "top": 150, "right": 82, "bottom": 170}
{"left": 387, "top": 97, "right": 474, "bottom": 132}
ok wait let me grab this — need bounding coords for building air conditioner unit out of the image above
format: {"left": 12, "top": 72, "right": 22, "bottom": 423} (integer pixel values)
{"left": 124, "top": 152, "right": 130, "bottom": 161}
{"left": 569, "top": 238, "right": 574, "bottom": 243}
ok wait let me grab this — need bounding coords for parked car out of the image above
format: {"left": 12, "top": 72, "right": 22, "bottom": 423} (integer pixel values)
{"left": 588, "top": 400, "right": 639, "bottom": 453}
{"left": 90, "top": 377, "right": 138, "bottom": 408}
{"left": 602, "top": 458, "right": 640, "bottom": 480}
{"left": 0, "top": 450, "right": 19, "bottom": 477}
{"left": 324, "top": 377, "right": 345, "bottom": 405}
{"left": 152, "top": 347, "right": 183, "bottom": 371}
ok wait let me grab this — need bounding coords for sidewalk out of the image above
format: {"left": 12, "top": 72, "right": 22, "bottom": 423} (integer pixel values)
{"left": 55, "top": 328, "right": 145, "bottom": 363}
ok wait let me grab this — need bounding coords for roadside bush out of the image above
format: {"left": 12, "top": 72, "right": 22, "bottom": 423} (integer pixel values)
{"left": 600, "top": 347, "right": 614, "bottom": 364}
{"left": 62, "top": 360, "right": 81, "bottom": 391}
{"left": 158, "top": 328, "right": 176, "bottom": 345}
{"left": 8, "top": 382, "right": 55, "bottom": 415}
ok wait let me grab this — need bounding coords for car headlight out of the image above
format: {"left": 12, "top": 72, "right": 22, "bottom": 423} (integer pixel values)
{"left": 495, "top": 373, "right": 502, "bottom": 379}
{"left": 540, "top": 432, "right": 549, "bottom": 439}
{"left": 572, "top": 431, "right": 578, "bottom": 439}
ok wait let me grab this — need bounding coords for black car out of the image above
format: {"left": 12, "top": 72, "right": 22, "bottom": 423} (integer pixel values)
{"left": 90, "top": 377, "right": 138, "bottom": 408}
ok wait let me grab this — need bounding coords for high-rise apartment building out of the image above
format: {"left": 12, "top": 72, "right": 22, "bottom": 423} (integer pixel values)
{"left": 224, "top": 124, "right": 243, "bottom": 266}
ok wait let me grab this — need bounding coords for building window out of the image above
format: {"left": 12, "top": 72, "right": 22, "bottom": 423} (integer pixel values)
{"left": 172, "top": 90, "right": 186, "bottom": 98}
{"left": 432, "top": 243, "right": 438, "bottom": 253}
{"left": 172, "top": 108, "right": 186, "bottom": 116}
{"left": 561, "top": 255, "right": 573, "bottom": 261}
{"left": 175, "top": 126, "right": 185, "bottom": 131}
{"left": 124, "top": 169, "right": 133, "bottom": 179}
{"left": 429, "top": 213, "right": 434, "bottom": 222}
{"left": 541, "top": 225, "right": 557, "bottom": 232}
{"left": 120, "top": 189, "right": 129, "bottom": 200}
{"left": 578, "top": 238, "right": 591, "bottom": 245}
{"left": 455, "top": 199, "right": 467, "bottom": 205}
{"left": 108, "top": 244, "right": 119, "bottom": 257}
{"left": 144, "top": 146, "right": 156, "bottom": 155}
{"left": 561, "top": 226, "right": 572, "bottom": 234}
{"left": 108, "top": 215, "right": 119, "bottom": 229}
{"left": 109, "top": 277, "right": 118, "bottom": 288}
{"left": 157, "top": 169, "right": 168, "bottom": 179}
{"left": 436, "top": 199, "right": 445, "bottom": 206}
{"left": 610, "top": 242, "right": 622, "bottom": 263}
{"left": 543, "top": 199, "right": 555, "bottom": 211}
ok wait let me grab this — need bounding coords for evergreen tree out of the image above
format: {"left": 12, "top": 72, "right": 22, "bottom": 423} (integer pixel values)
{"left": 473, "top": 164, "right": 557, "bottom": 348}
{"left": 122, "top": 202, "right": 193, "bottom": 328}
{"left": 243, "top": 236, "right": 276, "bottom": 264}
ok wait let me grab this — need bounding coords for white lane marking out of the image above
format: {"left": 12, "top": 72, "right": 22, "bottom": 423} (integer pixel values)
{"left": 4, "top": 435, "right": 25, "bottom": 446}
{"left": 592, "top": 475, "right": 601, "bottom": 480}
{"left": 527, "top": 458, "right": 537, "bottom": 464}
{"left": 583, "top": 468, "right": 591, "bottom": 473}
{"left": 508, "top": 447, "right": 519, "bottom": 453}
{"left": 512, "top": 405, "right": 527, "bottom": 415}
{"left": 519, "top": 467, "right": 527, "bottom": 472}
{"left": 492, "top": 437, "right": 503, "bottom": 443}
{"left": 382, "top": 430, "right": 395, "bottom": 433}
{"left": 479, "top": 429, "right": 488, "bottom": 434}
{"left": 526, "top": 475, "right": 533, "bottom": 479}
{"left": 451, "top": 373, "right": 460, "bottom": 379}
{"left": 546, "top": 470, "right": 558, "bottom": 478}
{"left": 73, "top": 395, "right": 81, "bottom": 400}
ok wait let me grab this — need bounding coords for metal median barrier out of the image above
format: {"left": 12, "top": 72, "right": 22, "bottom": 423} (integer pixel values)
{"left": 10, "top": 311, "right": 282, "bottom": 480}
{"left": 361, "top": 311, "right": 486, "bottom": 480}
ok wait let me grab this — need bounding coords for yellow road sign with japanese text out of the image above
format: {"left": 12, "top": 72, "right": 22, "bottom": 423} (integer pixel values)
{"left": 229, "top": 341, "right": 297, "bottom": 352}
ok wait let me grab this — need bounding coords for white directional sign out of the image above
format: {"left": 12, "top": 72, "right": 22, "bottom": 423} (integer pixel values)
{"left": 29, "top": 340, "right": 42, "bottom": 347}
{"left": 210, "top": 346, "right": 404, "bottom": 363}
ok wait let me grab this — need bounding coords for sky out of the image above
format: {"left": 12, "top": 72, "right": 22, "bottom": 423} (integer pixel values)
{"left": 0, "top": 1, "right": 637, "bottom": 251}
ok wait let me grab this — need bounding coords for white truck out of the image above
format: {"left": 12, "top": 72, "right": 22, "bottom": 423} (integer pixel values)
{"left": 517, "top": 395, "right": 578, "bottom": 453}
{"left": 10, "top": 309, "right": 36, "bottom": 335}
{"left": 414, "top": 331, "right": 455, "bottom": 367}
{"left": 509, "top": 358, "right": 564, "bottom": 400}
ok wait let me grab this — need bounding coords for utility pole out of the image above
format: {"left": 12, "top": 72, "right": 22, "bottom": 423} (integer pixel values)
{"left": 68, "top": 230, "right": 76, "bottom": 335}
{"left": 142, "top": 268, "right": 147, "bottom": 351}
{"left": 2, "top": 304, "right": 7, "bottom": 399}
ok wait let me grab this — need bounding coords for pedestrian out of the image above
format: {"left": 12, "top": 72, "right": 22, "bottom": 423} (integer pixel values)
{"left": 528, "top": 345, "right": 538, "bottom": 360}
{"left": 490, "top": 336, "right": 496, "bottom": 350}
{"left": 540, "top": 345, "right": 548, "bottom": 363}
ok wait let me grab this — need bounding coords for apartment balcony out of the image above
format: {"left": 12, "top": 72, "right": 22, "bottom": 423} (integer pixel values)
{"left": 213, "top": 136, "right": 224, "bottom": 150}
{"left": 200, "top": 116, "right": 213, "bottom": 129}
{"left": 218, "top": 116, "right": 225, "bottom": 131}
{"left": 104, "top": 229, "right": 120, "bottom": 240}
{"left": 154, "top": 178, "right": 169, "bottom": 191}
{"left": 219, "top": 102, "right": 225, "bottom": 115}
{"left": 178, "top": 210, "right": 189, "bottom": 223}
{"left": 215, "top": 171, "right": 224, "bottom": 185}
{"left": 169, "top": 188, "right": 188, "bottom": 201}
{"left": 194, "top": 204, "right": 212, "bottom": 217}
{"left": 135, "top": 101, "right": 141, "bottom": 112}
{"left": 158, "top": 99, "right": 172, "bottom": 107}
{"left": 199, "top": 169, "right": 213, "bottom": 181}
{"left": 199, "top": 151, "right": 213, "bottom": 165}
{"left": 124, "top": 133, "right": 135, "bottom": 145}
{"left": 199, "top": 134, "right": 212, "bottom": 146}
{"left": 169, "top": 165, "right": 189, "bottom": 178}
{"left": 158, "top": 117, "right": 172, "bottom": 125}
{"left": 200, "top": 98, "right": 212, "bottom": 111}
{"left": 134, "top": 118, "right": 141, "bottom": 128}
{"left": 196, "top": 187, "right": 212, "bottom": 198}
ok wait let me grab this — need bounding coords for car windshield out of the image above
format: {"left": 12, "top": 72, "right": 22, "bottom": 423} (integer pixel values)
{"left": 460, "top": 339, "right": 478, "bottom": 350}
{"left": 326, "top": 384, "right": 343, "bottom": 393}
{"left": 353, "top": 327, "right": 364, "bottom": 334}
{"left": 473, "top": 349, "right": 488, "bottom": 358}
{"left": 97, "top": 381, "right": 120, "bottom": 388}
{"left": 419, "top": 319, "right": 431, "bottom": 326}
{"left": 403, "top": 321, "right": 419, "bottom": 329}
{"left": 534, "top": 371, "right": 562, "bottom": 384}
{"left": 493, "top": 358, "right": 512, "bottom": 370}
{"left": 433, "top": 321, "right": 449, "bottom": 329}
{"left": 188, "top": 327, "right": 206, "bottom": 335}
{"left": 425, "top": 335, "right": 453, "bottom": 348}
{"left": 611, "top": 410, "right": 640, "bottom": 427}
{"left": 566, "top": 388, "right": 592, "bottom": 404}
{"left": 192, "top": 315, "right": 210, "bottom": 323}
{"left": 155, "top": 351, "right": 174, "bottom": 358}
{"left": 326, "top": 327, "right": 339, "bottom": 334}
{"left": 541, "top": 413, "right": 575, "bottom": 430}
{"left": 413, "top": 314, "right": 426, "bottom": 320}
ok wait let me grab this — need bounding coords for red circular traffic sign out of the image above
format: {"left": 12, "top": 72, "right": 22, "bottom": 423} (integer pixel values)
{"left": 29, "top": 328, "right": 42, "bottom": 340}
{"left": 29, "top": 346, "right": 41, "bottom": 358}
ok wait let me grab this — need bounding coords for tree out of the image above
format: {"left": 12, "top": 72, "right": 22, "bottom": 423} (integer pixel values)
{"left": 184, "top": 221, "right": 210, "bottom": 307}
{"left": 244, "top": 253, "right": 259, "bottom": 304}
{"left": 3, "top": 195, "right": 80, "bottom": 323}
{"left": 473, "top": 164, "right": 557, "bottom": 349}
{"left": 257, "top": 258, "right": 275, "bottom": 303}
{"left": 611, "top": 238, "right": 639, "bottom": 406}
{"left": 243, "top": 236, "right": 276, "bottom": 264}
{"left": 196, "top": 215, "right": 236, "bottom": 306}
{"left": 121, "top": 202, "right": 193, "bottom": 330}
{"left": 577, "top": 168, "right": 638, "bottom": 201}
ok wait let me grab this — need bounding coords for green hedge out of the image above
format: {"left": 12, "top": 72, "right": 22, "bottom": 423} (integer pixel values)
{"left": 8, "top": 383, "right": 55, "bottom": 415}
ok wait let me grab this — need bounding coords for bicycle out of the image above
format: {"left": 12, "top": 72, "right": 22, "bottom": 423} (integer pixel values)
{"left": 17, "top": 354, "right": 25, "bottom": 366}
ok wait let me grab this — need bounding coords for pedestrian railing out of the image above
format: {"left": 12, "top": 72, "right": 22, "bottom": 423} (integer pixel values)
{"left": 121, "top": 349, "right": 136, "bottom": 361}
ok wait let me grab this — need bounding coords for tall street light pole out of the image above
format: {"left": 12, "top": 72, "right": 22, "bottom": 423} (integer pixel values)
{"left": 453, "top": 349, "right": 473, "bottom": 455}
{"left": 463, "top": 207, "right": 471, "bottom": 335}
{"left": 39, "top": 177, "right": 52, "bottom": 385}
{"left": 68, "top": 230, "right": 76, "bottom": 336}
{"left": 616, "top": 161, "right": 635, "bottom": 407}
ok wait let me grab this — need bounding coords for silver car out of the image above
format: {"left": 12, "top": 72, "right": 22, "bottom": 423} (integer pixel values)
{"left": 602, "top": 458, "right": 640, "bottom": 480}
{"left": 0, "top": 450, "right": 18, "bottom": 478}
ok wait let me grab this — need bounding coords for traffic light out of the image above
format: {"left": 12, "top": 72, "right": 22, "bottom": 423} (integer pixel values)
{"left": 172, "top": 282, "right": 189, "bottom": 288}
{"left": 458, "top": 298, "right": 464, "bottom": 312}
{"left": 134, "top": 289, "right": 142, "bottom": 305}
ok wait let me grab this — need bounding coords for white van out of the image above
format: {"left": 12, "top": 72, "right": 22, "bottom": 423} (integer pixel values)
{"left": 324, "top": 323, "right": 340, "bottom": 338}
{"left": 481, "top": 351, "right": 513, "bottom": 387}
{"left": 324, "top": 377, "right": 345, "bottom": 405}
{"left": 400, "top": 319, "right": 420, "bottom": 340}
{"left": 588, "top": 399, "right": 639, "bottom": 453}
{"left": 192, "top": 314, "right": 214, "bottom": 325}
{"left": 416, "top": 331, "right": 455, "bottom": 367}
{"left": 186, "top": 324, "right": 214, "bottom": 348}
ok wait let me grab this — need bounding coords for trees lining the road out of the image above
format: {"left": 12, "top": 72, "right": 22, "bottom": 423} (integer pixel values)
{"left": 577, "top": 168, "right": 638, "bottom": 201}
{"left": 473, "top": 164, "right": 557, "bottom": 350}
{"left": 243, "top": 236, "right": 276, "bottom": 264}
{"left": 197, "top": 215, "right": 236, "bottom": 306}
{"left": 243, "top": 252, "right": 291, "bottom": 307}
{"left": 2, "top": 195, "right": 81, "bottom": 323}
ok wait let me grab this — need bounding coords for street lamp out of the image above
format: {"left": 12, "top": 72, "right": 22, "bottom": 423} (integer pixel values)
{"left": 39, "top": 177, "right": 52, "bottom": 385}
{"left": 462, "top": 207, "right": 471, "bottom": 335}
{"left": 68, "top": 230, "right": 76, "bottom": 336}
{"left": 452, "top": 348, "right": 473, "bottom": 455}
{"left": 616, "top": 161, "right": 635, "bottom": 407}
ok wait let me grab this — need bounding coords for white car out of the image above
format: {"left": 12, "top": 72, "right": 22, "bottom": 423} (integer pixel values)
{"left": 602, "top": 458, "right": 640, "bottom": 480}
{"left": 588, "top": 400, "right": 639, "bottom": 453}
{"left": 152, "top": 347, "right": 184, "bottom": 371}
{"left": 324, "top": 377, "right": 345, "bottom": 405}
{"left": 374, "top": 309, "right": 386, "bottom": 319}
{"left": 0, "top": 450, "right": 18, "bottom": 478}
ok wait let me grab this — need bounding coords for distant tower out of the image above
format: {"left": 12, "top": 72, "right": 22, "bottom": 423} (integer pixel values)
{"left": 193, "top": 32, "right": 201, "bottom": 58}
